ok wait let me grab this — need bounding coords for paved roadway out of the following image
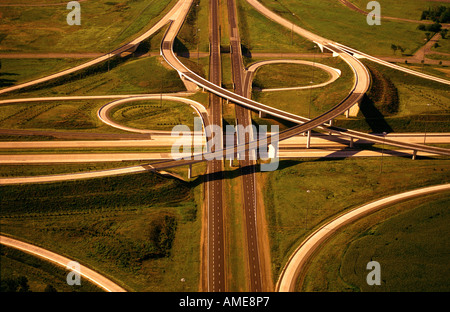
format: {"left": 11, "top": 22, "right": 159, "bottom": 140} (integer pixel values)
{"left": 245, "top": 0, "right": 450, "bottom": 86}
{"left": 276, "top": 183, "right": 450, "bottom": 292}
{"left": 1, "top": 133, "right": 449, "bottom": 149}
{"left": 206, "top": 0, "right": 226, "bottom": 292}
{"left": 0, "top": 235, "right": 126, "bottom": 292}
{"left": 97, "top": 95, "right": 208, "bottom": 134}
{"left": 226, "top": 0, "right": 263, "bottom": 292}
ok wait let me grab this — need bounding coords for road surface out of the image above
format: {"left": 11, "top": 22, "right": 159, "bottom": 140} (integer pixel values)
{"left": 0, "top": 235, "right": 126, "bottom": 292}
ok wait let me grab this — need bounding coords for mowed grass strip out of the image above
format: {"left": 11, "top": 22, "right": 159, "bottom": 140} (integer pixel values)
{"left": 0, "top": 171, "right": 203, "bottom": 291}
{"left": 300, "top": 192, "right": 450, "bottom": 292}
{"left": 263, "top": 157, "right": 450, "bottom": 283}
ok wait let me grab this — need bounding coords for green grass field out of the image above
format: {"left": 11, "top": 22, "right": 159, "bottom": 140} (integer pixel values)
{"left": 0, "top": 171, "right": 203, "bottom": 291}
{"left": 334, "top": 59, "right": 450, "bottom": 133}
{"left": 262, "top": 157, "right": 450, "bottom": 283}
{"left": 109, "top": 99, "right": 197, "bottom": 131}
{"left": 258, "top": 0, "right": 430, "bottom": 56}
{"left": 236, "top": 0, "right": 315, "bottom": 54}
{"left": 252, "top": 63, "right": 331, "bottom": 89}
{"left": 349, "top": 0, "right": 442, "bottom": 21}
{"left": 0, "top": 58, "right": 88, "bottom": 88}
{"left": 251, "top": 56, "right": 354, "bottom": 120}
{"left": 300, "top": 191, "right": 450, "bottom": 291}
{"left": 0, "top": 0, "right": 177, "bottom": 53}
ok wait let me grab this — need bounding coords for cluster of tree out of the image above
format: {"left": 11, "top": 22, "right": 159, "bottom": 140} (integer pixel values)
{"left": 390, "top": 44, "right": 405, "bottom": 55}
{"left": 417, "top": 22, "right": 442, "bottom": 33}
{"left": 0, "top": 276, "right": 30, "bottom": 292}
{"left": 0, "top": 275, "right": 58, "bottom": 292}
{"left": 420, "top": 5, "right": 450, "bottom": 23}
{"left": 417, "top": 23, "right": 448, "bottom": 40}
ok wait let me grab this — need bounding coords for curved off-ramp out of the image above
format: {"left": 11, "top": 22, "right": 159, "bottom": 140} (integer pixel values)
{"left": 0, "top": 235, "right": 127, "bottom": 292}
{"left": 276, "top": 183, "right": 450, "bottom": 292}
{"left": 97, "top": 95, "right": 208, "bottom": 134}
{"left": 246, "top": 59, "right": 341, "bottom": 93}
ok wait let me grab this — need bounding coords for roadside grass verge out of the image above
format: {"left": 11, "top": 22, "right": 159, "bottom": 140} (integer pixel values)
{"left": 300, "top": 191, "right": 450, "bottom": 291}
{"left": 262, "top": 156, "right": 450, "bottom": 284}
{"left": 0, "top": 161, "right": 154, "bottom": 178}
{"left": 0, "top": 58, "right": 88, "bottom": 88}
{"left": 174, "top": 0, "right": 209, "bottom": 54}
{"left": 0, "top": 170, "right": 203, "bottom": 291}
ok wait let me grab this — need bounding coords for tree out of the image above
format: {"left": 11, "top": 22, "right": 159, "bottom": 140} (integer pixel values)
{"left": 44, "top": 284, "right": 58, "bottom": 292}
{"left": 425, "top": 32, "right": 432, "bottom": 41}
{"left": 441, "top": 29, "right": 448, "bottom": 39}
{"left": 433, "top": 42, "right": 440, "bottom": 49}
{"left": 391, "top": 44, "right": 398, "bottom": 55}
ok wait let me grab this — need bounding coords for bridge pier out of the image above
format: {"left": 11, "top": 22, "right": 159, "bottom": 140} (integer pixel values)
{"left": 188, "top": 164, "right": 192, "bottom": 179}
{"left": 328, "top": 119, "right": 333, "bottom": 135}
{"left": 412, "top": 150, "right": 417, "bottom": 160}
{"left": 306, "top": 130, "right": 311, "bottom": 149}
{"left": 259, "top": 111, "right": 266, "bottom": 118}
{"left": 349, "top": 137, "right": 354, "bottom": 148}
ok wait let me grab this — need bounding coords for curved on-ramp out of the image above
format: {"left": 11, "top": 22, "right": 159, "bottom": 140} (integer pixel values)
{"left": 246, "top": 59, "right": 341, "bottom": 92}
{"left": 276, "top": 183, "right": 450, "bottom": 292}
{"left": 97, "top": 94, "right": 208, "bottom": 134}
{"left": 0, "top": 235, "right": 127, "bottom": 292}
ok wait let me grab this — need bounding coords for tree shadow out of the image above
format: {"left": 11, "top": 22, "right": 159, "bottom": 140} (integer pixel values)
{"left": 0, "top": 72, "right": 18, "bottom": 88}
{"left": 359, "top": 95, "right": 393, "bottom": 133}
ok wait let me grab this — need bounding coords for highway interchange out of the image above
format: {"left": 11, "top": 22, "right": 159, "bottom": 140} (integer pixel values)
{"left": 1, "top": 0, "right": 449, "bottom": 293}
